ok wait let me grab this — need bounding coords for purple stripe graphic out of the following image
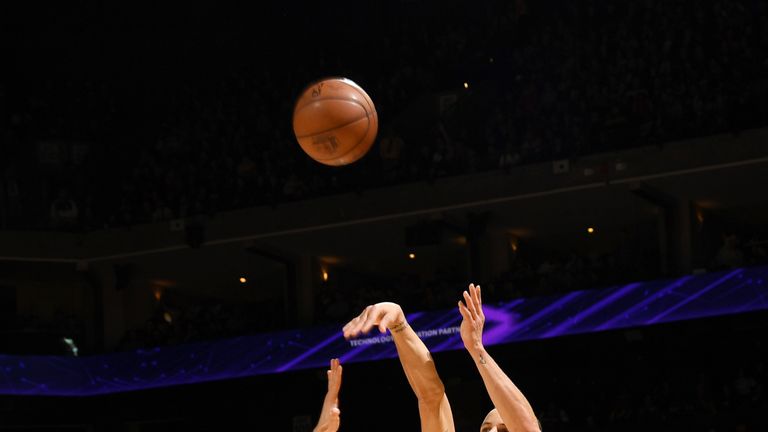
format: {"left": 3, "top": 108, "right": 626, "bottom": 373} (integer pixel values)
{"left": 542, "top": 283, "right": 641, "bottom": 337}
{"left": 507, "top": 291, "right": 585, "bottom": 336}
{"left": 1, "top": 266, "right": 766, "bottom": 396}
{"left": 646, "top": 269, "right": 742, "bottom": 324}
{"left": 594, "top": 276, "right": 694, "bottom": 331}
{"left": 274, "top": 332, "right": 344, "bottom": 373}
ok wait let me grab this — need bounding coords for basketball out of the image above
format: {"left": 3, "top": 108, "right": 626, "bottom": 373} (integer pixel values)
{"left": 292, "top": 77, "right": 379, "bottom": 166}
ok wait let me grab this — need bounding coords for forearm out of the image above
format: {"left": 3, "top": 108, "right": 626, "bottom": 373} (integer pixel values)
{"left": 391, "top": 322, "right": 446, "bottom": 402}
{"left": 470, "top": 348, "right": 539, "bottom": 432}
{"left": 343, "top": 303, "right": 454, "bottom": 432}
{"left": 392, "top": 322, "right": 454, "bottom": 432}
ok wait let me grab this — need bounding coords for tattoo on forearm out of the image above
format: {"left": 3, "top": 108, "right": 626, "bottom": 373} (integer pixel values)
{"left": 478, "top": 354, "right": 487, "bottom": 365}
{"left": 389, "top": 322, "right": 408, "bottom": 333}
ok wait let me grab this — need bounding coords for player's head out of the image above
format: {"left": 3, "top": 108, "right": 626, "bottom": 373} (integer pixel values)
{"left": 479, "top": 408, "right": 506, "bottom": 432}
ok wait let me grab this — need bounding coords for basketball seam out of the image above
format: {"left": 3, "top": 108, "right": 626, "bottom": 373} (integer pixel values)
{"left": 294, "top": 97, "right": 368, "bottom": 115}
{"left": 335, "top": 107, "right": 375, "bottom": 162}
{"left": 343, "top": 93, "right": 377, "bottom": 163}
{"left": 308, "top": 116, "right": 371, "bottom": 161}
{"left": 356, "top": 92, "right": 377, "bottom": 120}
{"left": 294, "top": 112, "right": 371, "bottom": 139}
{"left": 325, "top": 117, "right": 371, "bottom": 163}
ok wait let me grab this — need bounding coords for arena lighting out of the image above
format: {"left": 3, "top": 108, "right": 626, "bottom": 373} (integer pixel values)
{"left": 239, "top": 277, "right": 247, "bottom": 284}
{"left": 1, "top": 266, "right": 766, "bottom": 396}
{"left": 62, "top": 338, "right": 78, "bottom": 357}
{"left": 509, "top": 237, "right": 519, "bottom": 252}
{"left": 587, "top": 227, "right": 595, "bottom": 234}
{"left": 463, "top": 82, "right": 469, "bottom": 89}
{"left": 322, "top": 269, "right": 329, "bottom": 282}
{"left": 408, "top": 253, "right": 416, "bottom": 259}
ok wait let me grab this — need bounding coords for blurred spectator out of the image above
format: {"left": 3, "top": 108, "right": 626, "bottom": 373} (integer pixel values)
{"left": 714, "top": 234, "right": 746, "bottom": 269}
{"left": 49, "top": 189, "right": 79, "bottom": 229}
{"left": 4, "top": 0, "right": 767, "bottom": 231}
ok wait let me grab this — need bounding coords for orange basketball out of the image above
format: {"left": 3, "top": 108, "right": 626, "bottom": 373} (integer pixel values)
{"left": 292, "top": 77, "right": 378, "bottom": 166}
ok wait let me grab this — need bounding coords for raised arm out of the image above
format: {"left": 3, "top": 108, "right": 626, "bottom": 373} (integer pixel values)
{"left": 313, "top": 358, "right": 342, "bottom": 432}
{"left": 458, "top": 284, "right": 540, "bottom": 432}
{"left": 344, "top": 302, "right": 455, "bottom": 432}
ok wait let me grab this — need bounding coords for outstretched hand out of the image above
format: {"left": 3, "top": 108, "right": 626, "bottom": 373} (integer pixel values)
{"left": 458, "top": 283, "right": 485, "bottom": 356}
{"left": 342, "top": 302, "right": 406, "bottom": 338}
{"left": 314, "top": 358, "right": 342, "bottom": 432}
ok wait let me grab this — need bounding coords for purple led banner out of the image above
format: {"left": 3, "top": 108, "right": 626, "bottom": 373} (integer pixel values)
{"left": 1, "top": 266, "right": 766, "bottom": 396}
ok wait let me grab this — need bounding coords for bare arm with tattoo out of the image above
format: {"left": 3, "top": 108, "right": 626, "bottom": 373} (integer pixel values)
{"left": 459, "top": 284, "right": 540, "bottom": 432}
{"left": 344, "top": 302, "right": 455, "bottom": 432}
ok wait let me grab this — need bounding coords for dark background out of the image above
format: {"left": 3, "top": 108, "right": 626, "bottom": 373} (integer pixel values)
{"left": 2, "top": 0, "right": 768, "bottom": 430}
